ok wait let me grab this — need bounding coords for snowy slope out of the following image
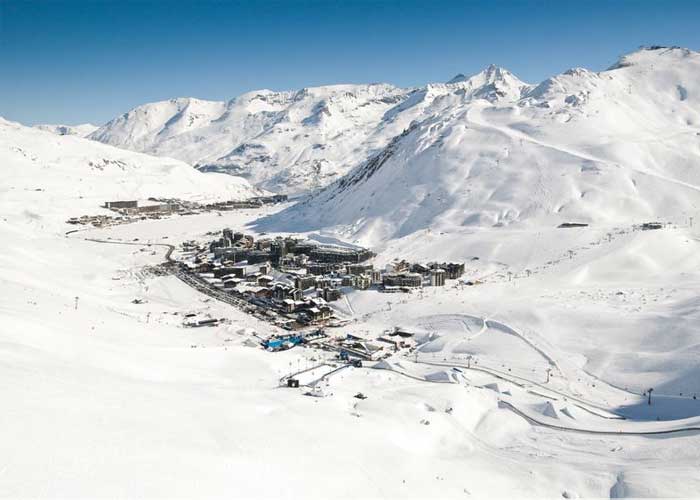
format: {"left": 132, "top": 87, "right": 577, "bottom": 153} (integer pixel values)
{"left": 35, "top": 122, "right": 99, "bottom": 137}
{"left": 89, "top": 69, "right": 531, "bottom": 193}
{"left": 264, "top": 47, "right": 700, "bottom": 245}
{"left": 0, "top": 118, "right": 617, "bottom": 496}
{"left": 89, "top": 87, "right": 405, "bottom": 193}
{"left": 247, "top": 49, "right": 700, "bottom": 412}
{"left": 1, "top": 117, "right": 260, "bottom": 233}
{"left": 7, "top": 50, "right": 700, "bottom": 498}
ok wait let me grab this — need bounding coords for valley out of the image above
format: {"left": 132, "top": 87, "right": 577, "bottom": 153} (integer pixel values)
{"left": 15, "top": 199, "right": 695, "bottom": 497}
{"left": 4, "top": 45, "right": 700, "bottom": 497}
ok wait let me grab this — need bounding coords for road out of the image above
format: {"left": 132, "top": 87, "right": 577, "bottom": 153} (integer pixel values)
{"left": 66, "top": 229, "right": 176, "bottom": 261}
{"left": 66, "top": 230, "right": 273, "bottom": 318}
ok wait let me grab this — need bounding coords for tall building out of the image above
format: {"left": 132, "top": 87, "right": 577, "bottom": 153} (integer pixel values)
{"left": 430, "top": 269, "right": 446, "bottom": 286}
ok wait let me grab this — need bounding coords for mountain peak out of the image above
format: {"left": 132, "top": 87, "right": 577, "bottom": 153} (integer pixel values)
{"left": 446, "top": 73, "right": 467, "bottom": 84}
{"left": 446, "top": 64, "right": 531, "bottom": 102}
{"left": 447, "top": 64, "right": 512, "bottom": 84}
{"left": 482, "top": 63, "right": 509, "bottom": 78}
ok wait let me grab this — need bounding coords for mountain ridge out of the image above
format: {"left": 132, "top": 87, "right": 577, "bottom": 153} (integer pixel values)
{"left": 1, "top": 117, "right": 261, "bottom": 232}
{"left": 87, "top": 65, "right": 535, "bottom": 193}
{"left": 256, "top": 46, "right": 700, "bottom": 246}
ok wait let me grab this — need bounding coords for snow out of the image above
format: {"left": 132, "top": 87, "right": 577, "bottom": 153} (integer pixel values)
{"left": 34, "top": 122, "right": 99, "bottom": 137}
{"left": 5, "top": 46, "right": 700, "bottom": 497}
{"left": 87, "top": 48, "right": 700, "bottom": 202}
{"left": 88, "top": 64, "right": 533, "bottom": 194}
{"left": 260, "top": 48, "right": 700, "bottom": 247}
{"left": 0, "top": 117, "right": 260, "bottom": 234}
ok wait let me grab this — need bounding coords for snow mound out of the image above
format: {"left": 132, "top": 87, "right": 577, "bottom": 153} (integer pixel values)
{"left": 410, "top": 315, "right": 552, "bottom": 374}
{"left": 541, "top": 401, "right": 559, "bottom": 419}
{"left": 373, "top": 359, "right": 395, "bottom": 371}
{"left": 424, "top": 370, "right": 453, "bottom": 383}
{"left": 483, "top": 383, "right": 501, "bottom": 394}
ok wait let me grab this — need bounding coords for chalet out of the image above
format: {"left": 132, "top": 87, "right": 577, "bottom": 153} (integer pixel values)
{"left": 282, "top": 299, "right": 296, "bottom": 313}
{"left": 304, "top": 305, "right": 333, "bottom": 323}
{"left": 245, "top": 271, "right": 262, "bottom": 282}
{"left": 257, "top": 275, "right": 274, "bottom": 287}
{"left": 308, "top": 297, "right": 328, "bottom": 308}
{"left": 189, "top": 261, "right": 213, "bottom": 273}
{"left": 246, "top": 287, "right": 271, "bottom": 299}
{"left": 223, "top": 278, "right": 242, "bottom": 289}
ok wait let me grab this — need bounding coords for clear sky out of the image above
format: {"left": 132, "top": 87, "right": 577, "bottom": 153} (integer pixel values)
{"left": 1, "top": 0, "right": 699, "bottom": 126}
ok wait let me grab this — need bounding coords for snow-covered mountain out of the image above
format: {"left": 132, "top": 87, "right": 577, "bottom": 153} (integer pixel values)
{"left": 1, "top": 117, "right": 260, "bottom": 232}
{"left": 88, "top": 67, "right": 531, "bottom": 193}
{"left": 261, "top": 47, "right": 700, "bottom": 246}
{"left": 8, "top": 47, "right": 700, "bottom": 499}
{"left": 35, "top": 123, "right": 99, "bottom": 137}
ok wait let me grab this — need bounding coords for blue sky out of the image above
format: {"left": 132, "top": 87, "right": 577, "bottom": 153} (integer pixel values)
{"left": 1, "top": 0, "right": 699, "bottom": 126}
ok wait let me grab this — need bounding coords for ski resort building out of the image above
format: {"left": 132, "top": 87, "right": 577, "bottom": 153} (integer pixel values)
{"left": 430, "top": 269, "right": 446, "bottom": 286}
{"left": 429, "top": 262, "right": 465, "bottom": 279}
{"left": 382, "top": 272, "right": 423, "bottom": 289}
{"left": 104, "top": 200, "right": 138, "bottom": 209}
{"left": 320, "top": 287, "right": 342, "bottom": 302}
{"left": 295, "top": 275, "right": 318, "bottom": 291}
